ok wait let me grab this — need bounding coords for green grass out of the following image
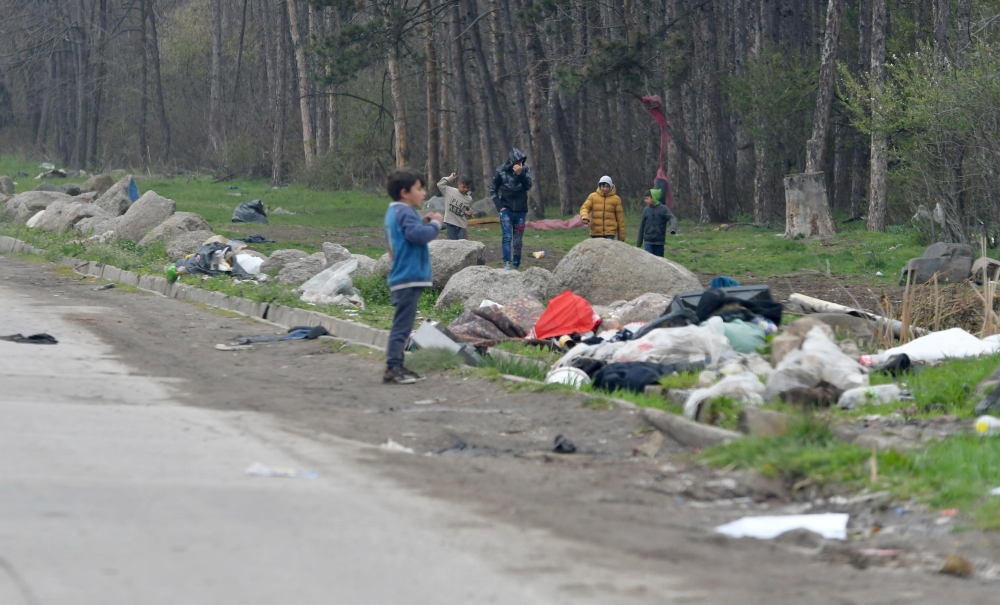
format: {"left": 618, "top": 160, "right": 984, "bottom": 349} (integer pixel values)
{"left": 404, "top": 348, "right": 466, "bottom": 374}
{"left": 492, "top": 340, "right": 561, "bottom": 363}
{"left": 479, "top": 353, "right": 549, "bottom": 381}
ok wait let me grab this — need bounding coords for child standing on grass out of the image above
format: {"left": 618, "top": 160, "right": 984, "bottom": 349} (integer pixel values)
{"left": 383, "top": 167, "right": 443, "bottom": 385}
{"left": 438, "top": 172, "right": 474, "bottom": 240}
{"left": 636, "top": 188, "right": 677, "bottom": 257}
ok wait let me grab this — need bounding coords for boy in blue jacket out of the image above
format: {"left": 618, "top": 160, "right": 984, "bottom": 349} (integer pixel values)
{"left": 383, "top": 167, "right": 443, "bottom": 384}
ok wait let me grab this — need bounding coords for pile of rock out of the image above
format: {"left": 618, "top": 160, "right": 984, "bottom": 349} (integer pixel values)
{"left": 900, "top": 242, "right": 974, "bottom": 285}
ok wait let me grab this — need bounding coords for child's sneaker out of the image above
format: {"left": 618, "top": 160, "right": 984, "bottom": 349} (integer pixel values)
{"left": 383, "top": 367, "right": 416, "bottom": 385}
{"left": 504, "top": 262, "right": 512, "bottom": 270}
{"left": 401, "top": 368, "right": 426, "bottom": 382}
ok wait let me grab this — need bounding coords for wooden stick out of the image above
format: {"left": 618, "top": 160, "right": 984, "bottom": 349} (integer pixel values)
{"left": 901, "top": 269, "right": 913, "bottom": 344}
{"left": 934, "top": 272, "right": 941, "bottom": 331}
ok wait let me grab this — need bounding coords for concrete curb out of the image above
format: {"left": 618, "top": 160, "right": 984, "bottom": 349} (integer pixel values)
{"left": 0, "top": 236, "right": 390, "bottom": 351}
{"left": 640, "top": 407, "right": 742, "bottom": 448}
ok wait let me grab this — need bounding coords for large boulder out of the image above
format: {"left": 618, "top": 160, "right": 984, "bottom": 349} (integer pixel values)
{"left": 34, "top": 182, "right": 62, "bottom": 193}
{"left": 115, "top": 190, "right": 176, "bottom": 242}
{"left": 82, "top": 174, "right": 114, "bottom": 196}
{"left": 352, "top": 254, "right": 378, "bottom": 278}
{"left": 36, "top": 200, "right": 110, "bottom": 234}
{"left": 261, "top": 249, "right": 309, "bottom": 275}
{"left": 471, "top": 197, "right": 498, "bottom": 218}
{"left": 76, "top": 215, "right": 121, "bottom": 238}
{"left": 423, "top": 196, "right": 446, "bottom": 213}
{"left": 901, "top": 242, "right": 974, "bottom": 285}
{"left": 608, "top": 293, "right": 673, "bottom": 324}
{"left": 76, "top": 191, "right": 98, "bottom": 203}
{"left": 322, "top": 242, "right": 352, "bottom": 266}
{"left": 3, "top": 191, "right": 74, "bottom": 224}
{"left": 436, "top": 266, "right": 552, "bottom": 310}
{"left": 546, "top": 238, "right": 701, "bottom": 305}
{"left": 167, "top": 230, "right": 216, "bottom": 259}
{"left": 138, "top": 212, "right": 212, "bottom": 247}
{"left": 278, "top": 252, "right": 327, "bottom": 285}
{"left": 61, "top": 183, "right": 83, "bottom": 196}
{"left": 427, "top": 239, "right": 486, "bottom": 289}
{"left": 375, "top": 252, "right": 392, "bottom": 277}
{"left": 0, "top": 176, "right": 13, "bottom": 196}
{"left": 95, "top": 175, "right": 138, "bottom": 216}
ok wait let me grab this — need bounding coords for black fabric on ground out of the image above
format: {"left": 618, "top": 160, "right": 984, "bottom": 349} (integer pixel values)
{"left": 552, "top": 434, "right": 576, "bottom": 454}
{"left": 287, "top": 325, "right": 331, "bottom": 340}
{"left": 694, "top": 288, "right": 783, "bottom": 325}
{"left": 244, "top": 234, "right": 275, "bottom": 244}
{"left": 592, "top": 361, "right": 705, "bottom": 394}
{"left": 0, "top": 333, "right": 58, "bottom": 344}
{"left": 568, "top": 357, "right": 607, "bottom": 377}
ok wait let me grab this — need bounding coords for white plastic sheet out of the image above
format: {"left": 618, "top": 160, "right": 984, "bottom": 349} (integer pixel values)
{"left": 683, "top": 372, "right": 766, "bottom": 419}
{"left": 299, "top": 258, "right": 363, "bottom": 307}
{"left": 235, "top": 253, "right": 264, "bottom": 275}
{"left": 765, "top": 326, "right": 868, "bottom": 401}
{"left": 715, "top": 513, "right": 849, "bottom": 540}
{"left": 612, "top": 317, "right": 735, "bottom": 365}
{"left": 877, "top": 328, "right": 1000, "bottom": 364}
{"left": 26, "top": 210, "right": 45, "bottom": 228}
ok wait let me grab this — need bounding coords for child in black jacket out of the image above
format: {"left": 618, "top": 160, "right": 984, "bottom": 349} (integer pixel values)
{"left": 636, "top": 188, "right": 677, "bottom": 257}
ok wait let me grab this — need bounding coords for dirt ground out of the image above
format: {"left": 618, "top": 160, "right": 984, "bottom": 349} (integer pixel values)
{"left": 2, "top": 256, "right": 997, "bottom": 603}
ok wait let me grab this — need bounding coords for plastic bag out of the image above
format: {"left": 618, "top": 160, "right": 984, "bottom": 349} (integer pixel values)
{"left": 232, "top": 199, "right": 268, "bottom": 223}
{"left": 765, "top": 326, "right": 868, "bottom": 401}
{"left": 837, "top": 384, "right": 909, "bottom": 409}
{"left": 235, "top": 253, "right": 264, "bottom": 275}
{"left": 299, "top": 258, "right": 362, "bottom": 307}
{"left": 683, "top": 372, "right": 765, "bottom": 418}
{"left": 612, "top": 316, "right": 735, "bottom": 366}
{"left": 529, "top": 290, "right": 601, "bottom": 339}
{"left": 876, "top": 328, "right": 1000, "bottom": 364}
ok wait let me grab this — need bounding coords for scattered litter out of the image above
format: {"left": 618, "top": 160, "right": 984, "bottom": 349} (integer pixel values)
{"left": 232, "top": 199, "right": 268, "bottom": 223}
{"left": 381, "top": 439, "right": 415, "bottom": 454}
{"left": 532, "top": 251, "right": 546, "bottom": 259}
{"left": 837, "top": 384, "right": 911, "bottom": 409}
{"left": 714, "top": 513, "right": 849, "bottom": 540}
{"left": 765, "top": 326, "right": 867, "bottom": 401}
{"left": 26, "top": 210, "right": 45, "bottom": 228}
{"left": 228, "top": 325, "right": 330, "bottom": 346}
{"left": 235, "top": 253, "right": 264, "bottom": 275}
{"left": 988, "top": 487, "right": 1000, "bottom": 496}
{"left": 94, "top": 283, "right": 116, "bottom": 291}
{"left": 479, "top": 299, "right": 501, "bottom": 308}
{"left": 245, "top": 462, "right": 319, "bottom": 479}
{"left": 874, "top": 328, "right": 1000, "bottom": 364}
{"left": 545, "top": 366, "right": 591, "bottom": 389}
{"left": 552, "top": 434, "right": 577, "bottom": 454}
{"left": 244, "top": 234, "right": 276, "bottom": 244}
{"left": 215, "top": 344, "right": 253, "bottom": 351}
{"left": 941, "top": 509, "right": 960, "bottom": 516}
{"left": 299, "top": 258, "right": 363, "bottom": 307}
{"left": 271, "top": 207, "right": 296, "bottom": 215}
{"left": 413, "top": 398, "right": 447, "bottom": 405}
{"left": 0, "top": 333, "right": 58, "bottom": 345}
{"left": 860, "top": 548, "right": 900, "bottom": 557}
{"left": 684, "top": 372, "right": 765, "bottom": 419}
{"left": 38, "top": 162, "right": 55, "bottom": 170}
{"left": 975, "top": 416, "right": 1000, "bottom": 436}
{"left": 529, "top": 290, "right": 602, "bottom": 340}
{"left": 875, "top": 271, "right": 884, "bottom": 276}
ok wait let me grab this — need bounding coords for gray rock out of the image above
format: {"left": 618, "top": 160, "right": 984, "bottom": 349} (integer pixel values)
{"left": 427, "top": 239, "right": 486, "bottom": 290}
{"left": 138, "top": 212, "right": 212, "bottom": 247}
{"left": 471, "top": 196, "right": 498, "bottom": 218}
{"left": 806, "top": 312, "right": 876, "bottom": 342}
{"left": 115, "top": 190, "right": 176, "bottom": 242}
{"left": 61, "top": 183, "right": 83, "bottom": 196}
{"left": 546, "top": 238, "right": 701, "bottom": 305}
{"left": 375, "top": 252, "right": 392, "bottom": 278}
{"left": 95, "top": 175, "right": 137, "bottom": 216}
{"left": 609, "top": 293, "right": 672, "bottom": 324}
{"left": 34, "top": 182, "right": 62, "bottom": 193}
{"left": 436, "top": 266, "right": 552, "bottom": 310}
{"left": 76, "top": 191, "right": 99, "bottom": 203}
{"left": 261, "top": 249, "right": 310, "bottom": 275}
{"left": 902, "top": 242, "right": 974, "bottom": 285}
{"left": 352, "top": 254, "right": 378, "bottom": 278}
{"left": 423, "top": 196, "right": 446, "bottom": 212}
{"left": 166, "top": 230, "right": 216, "bottom": 259}
{"left": 36, "top": 200, "right": 110, "bottom": 234}
{"left": 82, "top": 174, "right": 114, "bottom": 196}
{"left": 0, "top": 176, "right": 13, "bottom": 196}
{"left": 277, "top": 252, "right": 327, "bottom": 285}
{"left": 2, "top": 191, "right": 75, "bottom": 223}
{"left": 76, "top": 215, "right": 121, "bottom": 238}
{"left": 322, "top": 242, "right": 352, "bottom": 266}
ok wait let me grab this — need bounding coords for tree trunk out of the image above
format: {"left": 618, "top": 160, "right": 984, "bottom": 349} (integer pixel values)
{"left": 150, "top": 0, "right": 171, "bottom": 162}
{"left": 547, "top": 64, "right": 571, "bottom": 217}
{"left": 956, "top": 0, "right": 971, "bottom": 56}
{"left": 868, "top": 0, "right": 888, "bottom": 232}
{"left": 501, "top": 0, "right": 542, "bottom": 218}
{"left": 89, "top": 0, "right": 108, "bottom": 164}
{"left": 262, "top": 0, "right": 287, "bottom": 186}
{"left": 139, "top": 0, "right": 149, "bottom": 164}
{"left": 287, "top": 0, "right": 316, "bottom": 166}
{"left": 233, "top": 0, "right": 250, "bottom": 105}
{"left": 805, "top": 0, "right": 844, "bottom": 173}
{"left": 472, "top": 96, "right": 495, "bottom": 193}
{"left": 463, "top": 0, "right": 509, "bottom": 151}
{"left": 72, "top": 0, "right": 89, "bottom": 169}
{"left": 933, "top": 0, "right": 950, "bottom": 63}
{"left": 209, "top": 0, "right": 223, "bottom": 150}
{"left": 425, "top": 0, "right": 440, "bottom": 189}
{"left": 325, "top": 7, "right": 339, "bottom": 152}
{"left": 308, "top": 5, "right": 324, "bottom": 153}
{"left": 449, "top": 3, "right": 473, "bottom": 180}
{"left": 691, "top": 0, "right": 729, "bottom": 221}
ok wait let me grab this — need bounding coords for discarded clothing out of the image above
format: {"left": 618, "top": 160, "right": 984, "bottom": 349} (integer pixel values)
{"left": 613, "top": 317, "right": 735, "bottom": 366}
{"left": 684, "top": 373, "right": 766, "bottom": 419}
{"left": 719, "top": 319, "right": 767, "bottom": 354}
{"left": 449, "top": 299, "right": 543, "bottom": 347}
{"left": 244, "top": 234, "right": 275, "bottom": 244}
{"left": 230, "top": 326, "right": 329, "bottom": 346}
{"left": 232, "top": 199, "right": 268, "bottom": 223}
{"left": 710, "top": 276, "right": 741, "bottom": 288}
{"left": 0, "top": 333, "right": 57, "bottom": 345}
{"left": 593, "top": 361, "right": 705, "bottom": 394}
{"left": 529, "top": 290, "right": 602, "bottom": 340}
{"left": 552, "top": 434, "right": 577, "bottom": 454}
{"left": 695, "top": 287, "right": 783, "bottom": 326}
{"left": 630, "top": 309, "right": 699, "bottom": 341}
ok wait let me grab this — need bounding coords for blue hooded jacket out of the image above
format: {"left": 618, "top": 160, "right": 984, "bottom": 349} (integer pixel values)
{"left": 383, "top": 202, "right": 441, "bottom": 291}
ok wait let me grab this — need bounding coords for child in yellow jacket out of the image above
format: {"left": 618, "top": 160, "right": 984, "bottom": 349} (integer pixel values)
{"left": 580, "top": 175, "right": 625, "bottom": 241}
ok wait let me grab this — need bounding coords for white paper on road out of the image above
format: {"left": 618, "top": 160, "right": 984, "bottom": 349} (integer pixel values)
{"left": 714, "top": 513, "right": 849, "bottom": 541}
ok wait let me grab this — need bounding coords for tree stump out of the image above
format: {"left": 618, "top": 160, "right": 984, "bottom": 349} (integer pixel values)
{"left": 784, "top": 172, "right": 836, "bottom": 238}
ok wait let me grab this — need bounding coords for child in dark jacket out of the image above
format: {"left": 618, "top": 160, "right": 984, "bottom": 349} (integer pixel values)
{"left": 636, "top": 188, "right": 677, "bottom": 257}
{"left": 383, "top": 167, "right": 443, "bottom": 385}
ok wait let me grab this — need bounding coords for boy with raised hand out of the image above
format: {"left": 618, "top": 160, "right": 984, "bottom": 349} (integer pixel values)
{"left": 438, "top": 172, "right": 474, "bottom": 240}
{"left": 636, "top": 188, "right": 677, "bottom": 258}
{"left": 383, "top": 167, "right": 443, "bottom": 385}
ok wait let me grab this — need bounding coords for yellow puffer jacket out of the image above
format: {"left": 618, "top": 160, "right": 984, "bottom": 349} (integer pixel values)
{"left": 580, "top": 185, "right": 625, "bottom": 240}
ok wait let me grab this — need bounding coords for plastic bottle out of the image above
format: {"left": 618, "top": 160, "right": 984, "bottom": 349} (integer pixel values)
{"left": 166, "top": 265, "right": 179, "bottom": 283}
{"left": 974, "top": 416, "right": 1000, "bottom": 436}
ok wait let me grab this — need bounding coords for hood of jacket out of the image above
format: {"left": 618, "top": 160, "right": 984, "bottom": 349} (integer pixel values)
{"left": 649, "top": 189, "right": 662, "bottom": 206}
{"left": 504, "top": 148, "right": 528, "bottom": 170}
{"left": 594, "top": 184, "right": 618, "bottom": 197}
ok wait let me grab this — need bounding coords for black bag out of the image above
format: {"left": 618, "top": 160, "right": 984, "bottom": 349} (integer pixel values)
{"left": 232, "top": 200, "right": 268, "bottom": 223}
